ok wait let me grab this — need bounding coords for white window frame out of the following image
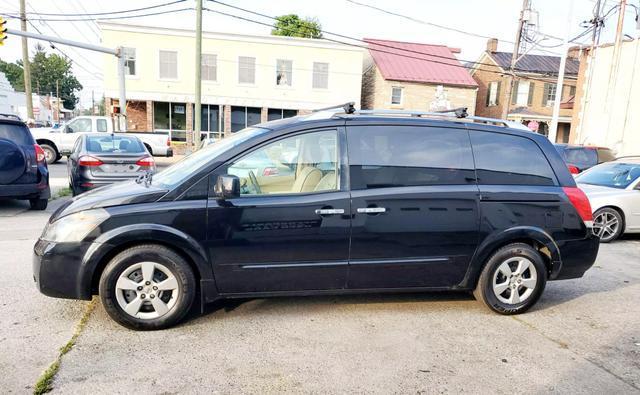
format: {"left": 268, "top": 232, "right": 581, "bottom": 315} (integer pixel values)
{"left": 158, "top": 50, "right": 179, "bottom": 80}
{"left": 546, "top": 83, "right": 557, "bottom": 107}
{"left": 276, "top": 59, "right": 293, "bottom": 87}
{"left": 488, "top": 81, "right": 498, "bottom": 106}
{"left": 312, "top": 62, "right": 329, "bottom": 89}
{"left": 238, "top": 56, "right": 256, "bottom": 85}
{"left": 391, "top": 86, "right": 403, "bottom": 105}
{"left": 122, "top": 47, "right": 137, "bottom": 77}
{"left": 201, "top": 53, "right": 217, "bottom": 82}
{"left": 515, "top": 81, "right": 530, "bottom": 106}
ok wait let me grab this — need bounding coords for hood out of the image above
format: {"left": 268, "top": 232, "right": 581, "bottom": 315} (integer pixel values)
{"left": 30, "top": 127, "right": 58, "bottom": 137}
{"left": 50, "top": 180, "right": 168, "bottom": 222}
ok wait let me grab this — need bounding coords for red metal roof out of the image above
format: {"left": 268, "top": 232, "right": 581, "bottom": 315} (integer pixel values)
{"left": 364, "top": 38, "right": 478, "bottom": 87}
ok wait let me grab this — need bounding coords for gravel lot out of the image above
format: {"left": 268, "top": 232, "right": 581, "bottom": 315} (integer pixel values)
{"left": 0, "top": 192, "right": 638, "bottom": 394}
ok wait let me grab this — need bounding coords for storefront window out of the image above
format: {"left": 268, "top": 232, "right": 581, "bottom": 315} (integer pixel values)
{"left": 191, "top": 104, "right": 221, "bottom": 139}
{"left": 231, "top": 106, "right": 262, "bottom": 132}
{"left": 153, "top": 102, "right": 170, "bottom": 130}
{"left": 153, "top": 101, "right": 187, "bottom": 141}
{"left": 268, "top": 108, "right": 298, "bottom": 121}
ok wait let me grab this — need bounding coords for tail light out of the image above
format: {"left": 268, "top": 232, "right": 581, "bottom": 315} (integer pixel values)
{"left": 567, "top": 164, "right": 580, "bottom": 174}
{"left": 78, "top": 156, "right": 103, "bottom": 167}
{"left": 136, "top": 156, "right": 155, "bottom": 167}
{"left": 262, "top": 167, "right": 279, "bottom": 176}
{"left": 34, "top": 144, "right": 46, "bottom": 164}
{"left": 563, "top": 187, "right": 593, "bottom": 227}
{"left": 166, "top": 137, "right": 171, "bottom": 147}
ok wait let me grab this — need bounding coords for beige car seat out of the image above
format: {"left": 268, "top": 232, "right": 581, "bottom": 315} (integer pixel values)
{"left": 291, "top": 166, "right": 322, "bottom": 192}
{"left": 314, "top": 171, "right": 336, "bottom": 191}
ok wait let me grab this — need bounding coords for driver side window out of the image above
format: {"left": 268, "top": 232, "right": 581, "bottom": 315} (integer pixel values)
{"left": 67, "top": 119, "right": 92, "bottom": 133}
{"left": 228, "top": 130, "right": 338, "bottom": 195}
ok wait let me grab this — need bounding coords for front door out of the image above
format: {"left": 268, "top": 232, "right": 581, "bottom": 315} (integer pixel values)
{"left": 345, "top": 124, "right": 481, "bottom": 289}
{"left": 207, "top": 129, "right": 351, "bottom": 294}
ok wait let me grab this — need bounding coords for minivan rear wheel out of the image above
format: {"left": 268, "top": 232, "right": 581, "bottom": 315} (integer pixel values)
{"left": 473, "top": 243, "right": 546, "bottom": 315}
{"left": 99, "top": 244, "right": 196, "bottom": 330}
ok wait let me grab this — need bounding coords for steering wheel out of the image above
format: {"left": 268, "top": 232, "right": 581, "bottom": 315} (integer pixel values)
{"left": 248, "top": 170, "right": 262, "bottom": 195}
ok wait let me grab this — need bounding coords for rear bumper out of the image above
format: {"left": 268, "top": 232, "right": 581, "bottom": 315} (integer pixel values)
{"left": 0, "top": 179, "right": 50, "bottom": 199}
{"left": 552, "top": 233, "right": 600, "bottom": 280}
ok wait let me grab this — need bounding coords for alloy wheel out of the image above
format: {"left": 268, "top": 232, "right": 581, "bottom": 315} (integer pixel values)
{"left": 114, "top": 261, "right": 180, "bottom": 320}
{"left": 592, "top": 211, "right": 619, "bottom": 242}
{"left": 492, "top": 257, "right": 538, "bottom": 305}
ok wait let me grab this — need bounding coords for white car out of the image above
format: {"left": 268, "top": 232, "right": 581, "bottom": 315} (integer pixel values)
{"left": 577, "top": 156, "right": 640, "bottom": 242}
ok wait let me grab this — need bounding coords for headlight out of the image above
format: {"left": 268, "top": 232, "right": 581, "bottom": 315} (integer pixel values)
{"left": 41, "top": 208, "right": 110, "bottom": 243}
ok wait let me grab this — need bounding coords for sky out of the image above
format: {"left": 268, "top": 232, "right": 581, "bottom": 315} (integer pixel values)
{"left": 1, "top": 0, "right": 638, "bottom": 108}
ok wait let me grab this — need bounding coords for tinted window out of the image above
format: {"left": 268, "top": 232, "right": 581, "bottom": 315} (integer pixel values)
{"left": 0, "top": 123, "right": 33, "bottom": 145}
{"left": 86, "top": 135, "right": 145, "bottom": 153}
{"left": 577, "top": 162, "right": 640, "bottom": 189}
{"left": 348, "top": 126, "right": 474, "bottom": 189}
{"left": 471, "top": 132, "right": 556, "bottom": 186}
{"left": 560, "top": 147, "right": 597, "bottom": 168}
{"left": 597, "top": 148, "right": 616, "bottom": 163}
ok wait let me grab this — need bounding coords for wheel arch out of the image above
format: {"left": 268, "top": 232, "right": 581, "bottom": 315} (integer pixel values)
{"left": 461, "top": 226, "right": 561, "bottom": 289}
{"left": 594, "top": 205, "right": 626, "bottom": 233}
{"left": 36, "top": 139, "right": 59, "bottom": 154}
{"left": 79, "top": 224, "right": 216, "bottom": 299}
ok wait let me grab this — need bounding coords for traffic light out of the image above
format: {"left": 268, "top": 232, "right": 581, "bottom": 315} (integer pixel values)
{"left": 0, "top": 17, "right": 7, "bottom": 46}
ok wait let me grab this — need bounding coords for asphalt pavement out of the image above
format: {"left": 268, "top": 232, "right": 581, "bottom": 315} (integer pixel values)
{"left": 0, "top": 171, "right": 638, "bottom": 393}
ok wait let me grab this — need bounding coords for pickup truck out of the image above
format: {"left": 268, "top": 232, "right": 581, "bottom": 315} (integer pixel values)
{"left": 30, "top": 116, "right": 173, "bottom": 164}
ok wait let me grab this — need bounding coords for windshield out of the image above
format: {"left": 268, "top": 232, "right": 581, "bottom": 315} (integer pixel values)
{"left": 153, "top": 127, "right": 269, "bottom": 189}
{"left": 577, "top": 162, "right": 640, "bottom": 189}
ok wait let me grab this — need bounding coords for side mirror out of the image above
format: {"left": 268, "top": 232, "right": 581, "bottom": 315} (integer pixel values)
{"left": 64, "top": 126, "right": 73, "bottom": 133}
{"left": 214, "top": 175, "right": 240, "bottom": 199}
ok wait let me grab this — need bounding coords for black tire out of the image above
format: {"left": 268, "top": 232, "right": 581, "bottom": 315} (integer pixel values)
{"left": 29, "top": 198, "right": 48, "bottom": 210}
{"left": 99, "top": 244, "right": 196, "bottom": 330}
{"left": 473, "top": 243, "right": 547, "bottom": 315}
{"left": 40, "top": 144, "right": 58, "bottom": 165}
{"left": 593, "top": 207, "right": 623, "bottom": 243}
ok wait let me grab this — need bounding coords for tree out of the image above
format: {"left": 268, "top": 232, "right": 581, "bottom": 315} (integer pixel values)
{"left": 0, "top": 58, "right": 25, "bottom": 91}
{"left": 0, "top": 44, "right": 83, "bottom": 109}
{"left": 271, "top": 14, "right": 323, "bottom": 39}
{"left": 30, "top": 44, "right": 83, "bottom": 109}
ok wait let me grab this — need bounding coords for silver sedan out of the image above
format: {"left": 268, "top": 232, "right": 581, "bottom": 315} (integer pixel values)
{"left": 577, "top": 157, "right": 640, "bottom": 242}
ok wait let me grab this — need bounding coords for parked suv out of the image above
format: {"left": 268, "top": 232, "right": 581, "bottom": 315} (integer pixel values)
{"left": 0, "top": 115, "right": 50, "bottom": 210}
{"left": 554, "top": 144, "right": 616, "bottom": 174}
{"left": 33, "top": 107, "right": 599, "bottom": 330}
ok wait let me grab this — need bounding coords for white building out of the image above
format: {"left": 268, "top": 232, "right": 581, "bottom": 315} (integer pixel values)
{"left": 100, "top": 23, "right": 364, "bottom": 142}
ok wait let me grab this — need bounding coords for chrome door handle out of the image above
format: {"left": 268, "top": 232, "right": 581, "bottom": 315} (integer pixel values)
{"left": 315, "top": 208, "right": 345, "bottom": 215}
{"left": 357, "top": 207, "right": 387, "bottom": 214}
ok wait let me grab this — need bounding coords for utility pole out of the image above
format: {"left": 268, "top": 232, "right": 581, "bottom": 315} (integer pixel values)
{"left": 502, "top": 0, "right": 529, "bottom": 120}
{"left": 56, "top": 79, "right": 60, "bottom": 123}
{"left": 603, "top": 0, "right": 627, "bottom": 145}
{"left": 20, "top": 0, "right": 33, "bottom": 119}
{"left": 549, "top": 0, "right": 574, "bottom": 143}
{"left": 193, "top": 0, "right": 203, "bottom": 151}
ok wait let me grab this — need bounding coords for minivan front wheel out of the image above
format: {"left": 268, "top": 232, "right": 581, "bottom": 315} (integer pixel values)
{"left": 474, "top": 243, "right": 546, "bottom": 315}
{"left": 99, "top": 244, "right": 196, "bottom": 330}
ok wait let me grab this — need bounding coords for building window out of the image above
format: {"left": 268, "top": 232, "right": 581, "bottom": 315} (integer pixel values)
{"left": 487, "top": 81, "right": 500, "bottom": 106}
{"left": 543, "top": 83, "right": 557, "bottom": 107}
{"left": 238, "top": 56, "right": 256, "bottom": 84}
{"left": 159, "top": 50, "right": 178, "bottom": 79}
{"left": 231, "top": 106, "right": 261, "bottom": 132}
{"left": 391, "top": 86, "right": 403, "bottom": 105}
{"left": 202, "top": 54, "right": 217, "bottom": 81}
{"left": 153, "top": 101, "right": 187, "bottom": 141}
{"left": 568, "top": 85, "right": 576, "bottom": 97}
{"left": 312, "top": 62, "right": 329, "bottom": 89}
{"left": 123, "top": 47, "right": 136, "bottom": 76}
{"left": 267, "top": 108, "right": 298, "bottom": 121}
{"left": 276, "top": 59, "right": 293, "bottom": 86}
{"left": 512, "top": 81, "right": 533, "bottom": 107}
{"left": 192, "top": 104, "right": 222, "bottom": 140}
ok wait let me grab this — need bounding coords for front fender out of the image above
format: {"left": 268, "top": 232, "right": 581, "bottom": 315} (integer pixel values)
{"left": 461, "top": 226, "right": 562, "bottom": 289}
{"left": 76, "top": 223, "right": 214, "bottom": 299}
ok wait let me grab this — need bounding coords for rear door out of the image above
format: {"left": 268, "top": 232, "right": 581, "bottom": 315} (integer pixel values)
{"left": 346, "top": 124, "right": 481, "bottom": 289}
{"left": 0, "top": 122, "right": 37, "bottom": 185}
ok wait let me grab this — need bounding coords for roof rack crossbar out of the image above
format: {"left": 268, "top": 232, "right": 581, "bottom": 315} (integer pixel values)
{"left": 312, "top": 102, "right": 355, "bottom": 114}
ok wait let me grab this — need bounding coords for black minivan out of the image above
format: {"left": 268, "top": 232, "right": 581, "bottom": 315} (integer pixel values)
{"left": 34, "top": 107, "right": 599, "bottom": 330}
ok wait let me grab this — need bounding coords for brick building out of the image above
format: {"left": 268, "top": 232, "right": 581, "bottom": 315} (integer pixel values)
{"left": 361, "top": 39, "right": 478, "bottom": 113}
{"left": 471, "top": 38, "right": 579, "bottom": 143}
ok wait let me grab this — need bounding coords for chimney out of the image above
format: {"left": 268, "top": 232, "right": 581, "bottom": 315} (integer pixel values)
{"left": 486, "top": 38, "right": 498, "bottom": 53}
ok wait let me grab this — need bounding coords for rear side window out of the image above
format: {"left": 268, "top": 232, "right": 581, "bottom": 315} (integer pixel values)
{"left": 96, "top": 119, "right": 109, "bottom": 133}
{"left": 597, "top": 148, "right": 615, "bottom": 163}
{"left": 347, "top": 125, "right": 475, "bottom": 189}
{"left": 470, "top": 131, "right": 556, "bottom": 186}
{"left": 86, "top": 135, "right": 145, "bottom": 153}
{"left": 0, "top": 123, "right": 33, "bottom": 145}
{"left": 562, "top": 147, "right": 597, "bottom": 168}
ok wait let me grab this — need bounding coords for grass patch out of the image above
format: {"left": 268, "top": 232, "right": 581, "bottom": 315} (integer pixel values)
{"left": 49, "top": 187, "right": 72, "bottom": 201}
{"left": 33, "top": 298, "right": 97, "bottom": 395}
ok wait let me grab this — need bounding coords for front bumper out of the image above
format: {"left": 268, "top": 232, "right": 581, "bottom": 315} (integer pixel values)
{"left": 552, "top": 233, "right": 600, "bottom": 280}
{"left": 33, "top": 238, "right": 96, "bottom": 300}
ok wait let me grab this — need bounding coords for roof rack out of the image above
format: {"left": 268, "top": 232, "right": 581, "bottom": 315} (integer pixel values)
{"left": 615, "top": 155, "right": 640, "bottom": 160}
{"left": 0, "top": 113, "right": 23, "bottom": 121}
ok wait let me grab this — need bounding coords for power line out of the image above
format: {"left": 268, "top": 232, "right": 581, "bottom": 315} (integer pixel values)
{"left": 1, "top": 7, "right": 194, "bottom": 22}
{"left": 8, "top": 0, "right": 187, "bottom": 17}
{"left": 202, "top": 3, "right": 576, "bottom": 81}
